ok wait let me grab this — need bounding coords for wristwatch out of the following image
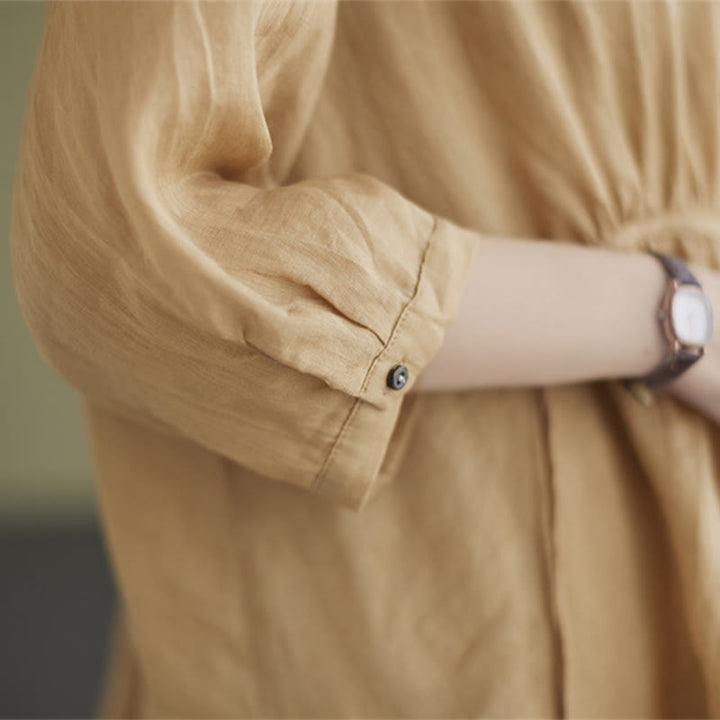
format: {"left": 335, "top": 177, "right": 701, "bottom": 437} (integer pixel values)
{"left": 622, "top": 251, "right": 714, "bottom": 403}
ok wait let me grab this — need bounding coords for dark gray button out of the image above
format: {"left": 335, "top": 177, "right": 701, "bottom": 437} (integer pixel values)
{"left": 386, "top": 364, "right": 408, "bottom": 390}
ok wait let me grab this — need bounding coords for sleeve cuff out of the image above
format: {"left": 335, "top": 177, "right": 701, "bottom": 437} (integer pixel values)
{"left": 311, "top": 214, "right": 481, "bottom": 512}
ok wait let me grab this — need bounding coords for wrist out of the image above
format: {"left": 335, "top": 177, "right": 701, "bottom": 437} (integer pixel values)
{"left": 623, "top": 251, "right": 671, "bottom": 378}
{"left": 661, "top": 261, "right": 720, "bottom": 392}
{"left": 628, "top": 257, "right": 718, "bottom": 395}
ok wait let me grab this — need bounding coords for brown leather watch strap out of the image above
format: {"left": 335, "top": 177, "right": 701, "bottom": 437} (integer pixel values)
{"left": 648, "top": 250, "right": 701, "bottom": 287}
{"left": 633, "top": 347, "right": 703, "bottom": 389}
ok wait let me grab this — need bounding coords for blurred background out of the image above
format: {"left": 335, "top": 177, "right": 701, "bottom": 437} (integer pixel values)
{"left": 1, "top": 2, "right": 118, "bottom": 717}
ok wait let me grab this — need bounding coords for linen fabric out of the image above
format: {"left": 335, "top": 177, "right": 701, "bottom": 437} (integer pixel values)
{"left": 9, "top": 0, "right": 720, "bottom": 717}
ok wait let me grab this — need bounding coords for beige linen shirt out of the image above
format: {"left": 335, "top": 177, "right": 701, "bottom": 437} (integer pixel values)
{"left": 10, "top": 0, "right": 720, "bottom": 717}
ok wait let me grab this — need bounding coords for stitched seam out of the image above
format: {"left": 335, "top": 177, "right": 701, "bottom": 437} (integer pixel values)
{"left": 311, "top": 213, "right": 439, "bottom": 499}
{"left": 536, "top": 386, "right": 567, "bottom": 718}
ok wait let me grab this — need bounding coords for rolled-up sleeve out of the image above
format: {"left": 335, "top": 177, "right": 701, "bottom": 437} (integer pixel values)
{"left": 9, "top": 0, "right": 480, "bottom": 511}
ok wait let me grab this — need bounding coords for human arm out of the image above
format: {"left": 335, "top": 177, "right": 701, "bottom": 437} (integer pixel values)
{"left": 413, "top": 234, "right": 670, "bottom": 391}
{"left": 15, "top": 1, "right": 717, "bottom": 520}
{"left": 414, "top": 238, "right": 720, "bottom": 428}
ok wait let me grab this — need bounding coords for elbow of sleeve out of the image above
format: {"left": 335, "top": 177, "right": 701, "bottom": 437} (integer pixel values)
{"left": 10, "top": 171, "right": 480, "bottom": 513}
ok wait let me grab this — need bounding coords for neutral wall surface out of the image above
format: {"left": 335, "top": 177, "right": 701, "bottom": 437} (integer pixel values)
{"left": 2, "top": 0, "right": 98, "bottom": 526}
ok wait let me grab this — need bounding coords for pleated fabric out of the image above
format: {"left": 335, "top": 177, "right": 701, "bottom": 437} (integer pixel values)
{"left": 9, "top": 1, "right": 720, "bottom": 717}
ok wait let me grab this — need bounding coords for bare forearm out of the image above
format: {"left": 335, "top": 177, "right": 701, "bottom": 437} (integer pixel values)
{"left": 413, "top": 231, "right": 669, "bottom": 392}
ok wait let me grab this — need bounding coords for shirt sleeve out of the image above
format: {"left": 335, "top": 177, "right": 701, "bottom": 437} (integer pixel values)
{"left": 9, "top": 0, "right": 480, "bottom": 512}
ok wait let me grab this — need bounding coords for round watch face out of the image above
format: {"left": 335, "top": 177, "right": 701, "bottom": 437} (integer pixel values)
{"left": 671, "top": 288, "right": 714, "bottom": 345}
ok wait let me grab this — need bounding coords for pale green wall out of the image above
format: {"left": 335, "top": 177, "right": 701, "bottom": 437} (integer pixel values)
{"left": 2, "top": 1, "right": 98, "bottom": 526}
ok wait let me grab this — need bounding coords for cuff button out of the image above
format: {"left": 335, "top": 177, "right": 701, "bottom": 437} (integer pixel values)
{"left": 387, "top": 364, "right": 409, "bottom": 390}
